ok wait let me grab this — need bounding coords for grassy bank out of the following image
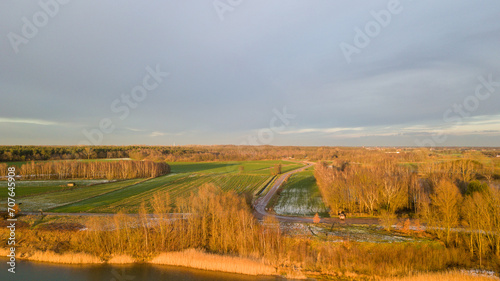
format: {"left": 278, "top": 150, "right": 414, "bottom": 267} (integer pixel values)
{"left": 0, "top": 248, "right": 102, "bottom": 264}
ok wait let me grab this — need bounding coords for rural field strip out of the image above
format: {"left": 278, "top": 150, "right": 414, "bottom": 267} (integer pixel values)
{"left": 86, "top": 174, "right": 271, "bottom": 213}
{"left": 0, "top": 179, "right": 112, "bottom": 199}
{"left": 49, "top": 173, "right": 187, "bottom": 213}
{"left": 4, "top": 178, "right": 144, "bottom": 212}
{"left": 47, "top": 163, "right": 277, "bottom": 213}
{"left": 14, "top": 161, "right": 305, "bottom": 215}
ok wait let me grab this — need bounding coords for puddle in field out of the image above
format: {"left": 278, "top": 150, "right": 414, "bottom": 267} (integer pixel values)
{"left": 461, "top": 269, "right": 500, "bottom": 280}
{"left": 273, "top": 189, "right": 327, "bottom": 216}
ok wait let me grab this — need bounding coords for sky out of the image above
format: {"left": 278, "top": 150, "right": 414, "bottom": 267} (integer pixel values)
{"left": 1, "top": 0, "right": 499, "bottom": 147}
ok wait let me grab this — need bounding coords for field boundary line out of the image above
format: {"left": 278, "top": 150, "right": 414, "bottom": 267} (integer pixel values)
{"left": 255, "top": 176, "right": 276, "bottom": 196}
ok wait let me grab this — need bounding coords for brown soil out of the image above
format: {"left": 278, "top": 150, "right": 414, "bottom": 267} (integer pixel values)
{"left": 0, "top": 219, "right": 29, "bottom": 228}
{"left": 37, "top": 222, "right": 86, "bottom": 231}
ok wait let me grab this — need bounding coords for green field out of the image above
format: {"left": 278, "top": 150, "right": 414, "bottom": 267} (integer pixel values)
{"left": 3, "top": 161, "right": 29, "bottom": 167}
{"left": 272, "top": 169, "right": 329, "bottom": 217}
{"left": 1, "top": 179, "right": 143, "bottom": 212}
{"left": 169, "top": 160, "right": 303, "bottom": 174}
{"left": 0, "top": 160, "right": 304, "bottom": 213}
{"left": 0, "top": 179, "right": 112, "bottom": 199}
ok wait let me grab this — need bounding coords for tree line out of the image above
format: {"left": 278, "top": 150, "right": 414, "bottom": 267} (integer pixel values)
{"left": 315, "top": 159, "right": 419, "bottom": 215}
{"left": 2, "top": 145, "right": 498, "bottom": 163}
{"left": 314, "top": 155, "right": 500, "bottom": 263}
{"left": 13, "top": 160, "right": 170, "bottom": 180}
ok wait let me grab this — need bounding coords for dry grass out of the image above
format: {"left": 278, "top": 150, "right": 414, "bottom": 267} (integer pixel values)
{"left": 382, "top": 270, "right": 500, "bottom": 281}
{"left": 0, "top": 248, "right": 9, "bottom": 256}
{"left": 23, "top": 251, "right": 103, "bottom": 264}
{"left": 284, "top": 268, "right": 308, "bottom": 280}
{"left": 107, "top": 255, "right": 135, "bottom": 264}
{"left": 150, "top": 248, "right": 276, "bottom": 276}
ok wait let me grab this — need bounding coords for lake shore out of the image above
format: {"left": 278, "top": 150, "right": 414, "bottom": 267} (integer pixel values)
{"left": 0, "top": 248, "right": 279, "bottom": 277}
{"left": 2, "top": 248, "right": 498, "bottom": 280}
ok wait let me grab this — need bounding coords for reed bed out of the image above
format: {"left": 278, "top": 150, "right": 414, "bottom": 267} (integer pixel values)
{"left": 23, "top": 251, "right": 102, "bottom": 264}
{"left": 150, "top": 249, "right": 276, "bottom": 276}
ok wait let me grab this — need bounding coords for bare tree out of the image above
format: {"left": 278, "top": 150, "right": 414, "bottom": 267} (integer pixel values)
{"left": 429, "top": 179, "right": 462, "bottom": 246}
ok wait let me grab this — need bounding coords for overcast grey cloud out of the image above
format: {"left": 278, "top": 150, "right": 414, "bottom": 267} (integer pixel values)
{"left": 1, "top": 0, "right": 499, "bottom": 146}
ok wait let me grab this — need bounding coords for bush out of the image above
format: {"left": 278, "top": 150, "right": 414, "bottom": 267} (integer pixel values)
{"left": 379, "top": 210, "right": 397, "bottom": 231}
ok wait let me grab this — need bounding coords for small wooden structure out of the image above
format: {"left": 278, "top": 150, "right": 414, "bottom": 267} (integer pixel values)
{"left": 67, "top": 182, "right": 76, "bottom": 187}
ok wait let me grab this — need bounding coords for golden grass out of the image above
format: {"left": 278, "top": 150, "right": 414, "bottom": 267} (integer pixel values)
{"left": 23, "top": 251, "right": 103, "bottom": 264}
{"left": 0, "top": 248, "right": 9, "bottom": 256}
{"left": 150, "top": 249, "right": 276, "bottom": 276}
{"left": 382, "top": 271, "right": 499, "bottom": 281}
{"left": 107, "top": 255, "right": 135, "bottom": 264}
{"left": 284, "top": 268, "right": 308, "bottom": 280}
